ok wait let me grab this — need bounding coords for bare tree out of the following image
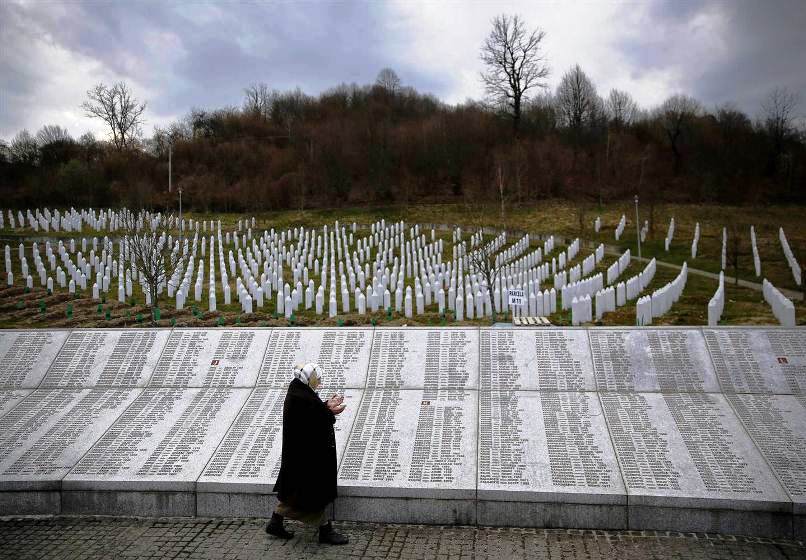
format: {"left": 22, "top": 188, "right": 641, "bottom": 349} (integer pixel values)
{"left": 655, "top": 94, "right": 701, "bottom": 176}
{"left": 119, "top": 208, "right": 182, "bottom": 318}
{"left": 36, "top": 124, "right": 72, "bottom": 146}
{"left": 495, "top": 161, "right": 507, "bottom": 220}
{"left": 10, "top": 129, "right": 39, "bottom": 165}
{"left": 82, "top": 82, "right": 147, "bottom": 150}
{"left": 761, "top": 87, "right": 800, "bottom": 174}
{"left": 603, "top": 89, "right": 638, "bottom": 179}
{"left": 480, "top": 14, "right": 549, "bottom": 133}
{"left": 523, "top": 91, "right": 557, "bottom": 134}
{"left": 78, "top": 131, "right": 97, "bottom": 149}
{"left": 605, "top": 89, "right": 638, "bottom": 129}
{"left": 375, "top": 68, "right": 401, "bottom": 94}
{"left": 555, "top": 64, "right": 599, "bottom": 166}
{"left": 467, "top": 231, "right": 504, "bottom": 316}
{"left": 243, "top": 82, "right": 274, "bottom": 120}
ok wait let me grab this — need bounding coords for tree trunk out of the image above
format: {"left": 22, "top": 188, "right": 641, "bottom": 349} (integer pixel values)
{"left": 497, "top": 165, "right": 505, "bottom": 220}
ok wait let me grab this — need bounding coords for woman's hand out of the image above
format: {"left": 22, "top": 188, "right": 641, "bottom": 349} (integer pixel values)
{"left": 326, "top": 394, "right": 346, "bottom": 415}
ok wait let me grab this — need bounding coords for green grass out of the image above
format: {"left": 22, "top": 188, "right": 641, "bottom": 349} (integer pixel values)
{"left": 1, "top": 201, "right": 804, "bottom": 328}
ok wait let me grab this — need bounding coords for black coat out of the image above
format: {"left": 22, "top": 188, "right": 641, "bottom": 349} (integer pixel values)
{"left": 273, "top": 378, "right": 337, "bottom": 511}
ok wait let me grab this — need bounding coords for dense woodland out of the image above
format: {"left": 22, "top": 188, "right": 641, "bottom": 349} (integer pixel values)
{"left": 1, "top": 71, "right": 804, "bottom": 213}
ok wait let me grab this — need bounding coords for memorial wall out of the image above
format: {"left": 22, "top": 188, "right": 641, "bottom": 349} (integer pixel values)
{"left": 0, "top": 326, "right": 804, "bottom": 537}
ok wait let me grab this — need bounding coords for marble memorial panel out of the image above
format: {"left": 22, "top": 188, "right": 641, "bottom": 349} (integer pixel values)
{"left": 63, "top": 388, "right": 249, "bottom": 491}
{"left": 41, "top": 330, "right": 170, "bottom": 387}
{"left": 198, "top": 387, "right": 361, "bottom": 493}
{"left": 367, "top": 328, "right": 478, "bottom": 390}
{"left": 258, "top": 328, "right": 371, "bottom": 390}
{"left": 600, "top": 392, "right": 787, "bottom": 509}
{"left": 728, "top": 394, "right": 806, "bottom": 512}
{"left": 149, "top": 330, "right": 270, "bottom": 387}
{"left": 0, "top": 389, "right": 140, "bottom": 488}
{"left": 0, "top": 390, "right": 32, "bottom": 418}
{"left": 0, "top": 389, "right": 85, "bottom": 480}
{"left": 338, "top": 389, "right": 476, "bottom": 498}
{"left": 478, "top": 391, "right": 624, "bottom": 503}
{"left": 0, "top": 330, "right": 69, "bottom": 388}
{"left": 479, "top": 328, "right": 594, "bottom": 391}
{"left": 590, "top": 329, "right": 719, "bottom": 392}
{"left": 705, "top": 329, "right": 806, "bottom": 394}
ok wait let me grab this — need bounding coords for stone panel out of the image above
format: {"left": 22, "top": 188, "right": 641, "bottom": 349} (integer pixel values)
{"left": 600, "top": 392, "right": 788, "bottom": 511}
{"left": 63, "top": 388, "right": 249, "bottom": 491}
{"left": 0, "top": 330, "right": 68, "bottom": 388}
{"left": 40, "top": 330, "right": 169, "bottom": 387}
{"left": 0, "top": 389, "right": 138, "bottom": 489}
{"left": 590, "top": 329, "right": 719, "bottom": 392}
{"left": 338, "top": 389, "right": 476, "bottom": 500}
{"left": 705, "top": 329, "right": 806, "bottom": 394}
{"left": 478, "top": 391, "right": 624, "bottom": 504}
{"left": 479, "top": 329, "right": 595, "bottom": 391}
{"left": 366, "top": 328, "right": 478, "bottom": 390}
{"left": 727, "top": 394, "right": 806, "bottom": 513}
{"left": 198, "top": 387, "right": 361, "bottom": 493}
{"left": 257, "top": 328, "right": 371, "bottom": 390}
{"left": 149, "top": 330, "right": 269, "bottom": 387}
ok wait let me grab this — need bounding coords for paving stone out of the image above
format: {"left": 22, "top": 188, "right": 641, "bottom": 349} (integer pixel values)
{"left": 0, "top": 517, "right": 804, "bottom": 559}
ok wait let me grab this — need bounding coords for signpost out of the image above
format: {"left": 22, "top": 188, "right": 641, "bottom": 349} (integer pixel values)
{"left": 508, "top": 289, "right": 525, "bottom": 308}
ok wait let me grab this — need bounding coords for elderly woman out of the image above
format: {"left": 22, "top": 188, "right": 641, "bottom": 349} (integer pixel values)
{"left": 266, "top": 363, "right": 348, "bottom": 545}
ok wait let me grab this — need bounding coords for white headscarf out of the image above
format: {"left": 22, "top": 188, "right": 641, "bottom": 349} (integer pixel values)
{"left": 293, "top": 362, "right": 323, "bottom": 386}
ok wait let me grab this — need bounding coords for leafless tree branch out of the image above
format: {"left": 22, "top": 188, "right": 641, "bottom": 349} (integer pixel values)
{"left": 480, "top": 14, "right": 549, "bottom": 133}
{"left": 119, "top": 208, "right": 182, "bottom": 318}
{"left": 82, "top": 82, "right": 146, "bottom": 150}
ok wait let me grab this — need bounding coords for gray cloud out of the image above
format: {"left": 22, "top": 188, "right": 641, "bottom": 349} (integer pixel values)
{"left": 616, "top": 0, "right": 806, "bottom": 114}
{"left": 1, "top": 0, "right": 805, "bottom": 139}
{"left": 689, "top": 0, "right": 806, "bottom": 113}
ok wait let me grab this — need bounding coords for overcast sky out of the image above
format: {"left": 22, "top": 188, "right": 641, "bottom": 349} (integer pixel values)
{"left": 2, "top": 0, "right": 805, "bottom": 141}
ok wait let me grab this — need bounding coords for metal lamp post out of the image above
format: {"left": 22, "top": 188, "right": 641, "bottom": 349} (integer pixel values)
{"left": 168, "top": 143, "right": 182, "bottom": 245}
{"left": 634, "top": 195, "right": 641, "bottom": 260}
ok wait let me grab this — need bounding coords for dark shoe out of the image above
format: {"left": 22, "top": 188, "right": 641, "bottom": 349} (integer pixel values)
{"left": 318, "top": 522, "right": 348, "bottom": 545}
{"left": 266, "top": 513, "right": 294, "bottom": 540}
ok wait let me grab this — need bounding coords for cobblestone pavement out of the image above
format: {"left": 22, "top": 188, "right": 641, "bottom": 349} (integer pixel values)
{"left": 1, "top": 517, "right": 804, "bottom": 560}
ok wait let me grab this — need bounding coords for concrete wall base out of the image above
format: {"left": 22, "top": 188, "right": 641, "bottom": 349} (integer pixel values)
{"left": 61, "top": 491, "right": 195, "bottom": 517}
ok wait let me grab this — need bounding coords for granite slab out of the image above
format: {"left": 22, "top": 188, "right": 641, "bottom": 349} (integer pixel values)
{"left": 0, "top": 330, "right": 69, "bottom": 388}
{"left": 599, "top": 392, "right": 789, "bottom": 511}
{"left": 0, "top": 389, "right": 140, "bottom": 490}
{"left": 477, "top": 391, "right": 625, "bottom": 505}
{"left": 63, "top": 388, "right": 250, "bottom": 491}
{"left": 366, "top": 328, "right": 478, "bottom": 390}
{"left": 40, "top": 330, "right": 170, "bottom": 387}
{"left": 0, "top": 389, "right": 87, "bottom": 489}
{"left": 727, "top": 394, "right": 806, "bottom": 514}
{"left": 257, "top": 328, "right": 371, "bottom": 389}
{"left": 197, "top": 387, "right": 361, "bottom": 493}
{"left": 589, "top": 329, "right": 719, "bottom": 392}
{"left": 479, "top": 328, "right": 595, "bottom": 391}
{"left": 705, "top": 329, "right": 806, "bottom": 394}
{"left": 337, "top": 389, "right": 477, "bottom": 499}
{"left": 149, "top": 330, "right": 270, "bottom": 387}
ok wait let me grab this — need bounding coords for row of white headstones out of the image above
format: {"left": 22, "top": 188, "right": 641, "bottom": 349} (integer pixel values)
{"left": 596, "top": 211, "right": 800, "bottom": 284}
{"left": 2, "top": 208, "right": 686, "bottom": 325}
{"left": 709, "top": 225, "right": 798, "bottom": 325}
{"left": 593, "top": 213, "right": 799, "bottom": 326}
{"left": 0, "top": 207, "right": 253, "bottom": 235}
{"left": 9, "top": 207, "right": 795, "bottom": 326}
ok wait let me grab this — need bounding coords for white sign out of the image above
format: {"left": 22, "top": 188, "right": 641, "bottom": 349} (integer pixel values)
{"left": 508, "top": 289, "right": 525, "bottom": 307}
